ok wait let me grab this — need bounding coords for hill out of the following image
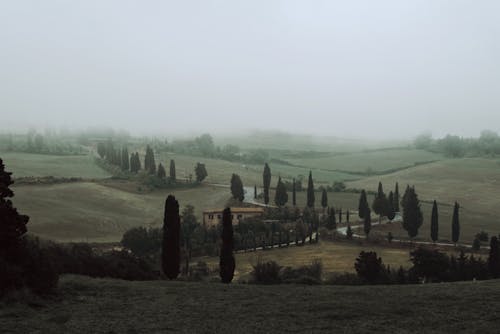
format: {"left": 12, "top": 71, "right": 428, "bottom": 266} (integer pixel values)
{"left": 2, "top": 275, "right": 499, "bottom": 333}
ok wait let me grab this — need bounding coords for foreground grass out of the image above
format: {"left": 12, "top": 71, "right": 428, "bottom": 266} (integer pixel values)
{"left": 1, "top": 275, "right": 500, "bottom": 333}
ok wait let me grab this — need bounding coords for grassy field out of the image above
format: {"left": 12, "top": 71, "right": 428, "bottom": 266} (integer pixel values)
{"left": 13, "top": 182, "right": 230, "bottom": 243}
{"left": 347, "top": 158, "right": 500, "bottom": 242}
{"left": 0, "top": 152, "right": 110, "bottom": 179}
{"left": 283, "top": 148, "right": 444, "bottom": 174}
{"left": 156, "top": 152, "right": 358, "bottom": 186}
{"left": 198, "top": 240, "right": 412, "bottom": 280}
{"left": 2, "top": 275, "right": 500, "bottom": 333}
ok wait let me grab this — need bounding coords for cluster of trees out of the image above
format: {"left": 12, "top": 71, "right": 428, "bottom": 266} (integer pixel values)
{"left": 415, "top": 130, "right": 500, "bottom": 157}
{"left": 97, "top": 141, "right": 208, "bottom": 185}
{"left": 0, "top": 131, "right": 84, "bottom": 155}
{"left": 355, "top": 244, "right": 500, "bottom": 285}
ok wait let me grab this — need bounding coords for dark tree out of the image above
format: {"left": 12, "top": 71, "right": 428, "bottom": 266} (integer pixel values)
{"left": 0, "top": 159, "right": 29, "bottom": 254}
{"left": 169, "top": 159, "right": 176, "bottom": 182}
{"left": 386, "top": 191, "right": 396, "bottom": 221}
{"left": 358, "top": 190, "right": 369, "bottom": 219}
{"left": 195, "top": 163, "right": 208, "bottom": 183}
{"left": 394, "top": 182, "right": 400, "bottom": 212}
{"left": 274, "top": 177, "right": 288, "bottom": 207}
{"left": 144, "top": 145, "right": 156, "bottom": 174}
{"left": 430, "top": 200, "right": 439, "bottom": 243}
{"left": 306, "top": 171, "right": 315, "bottom": 208}
{"left": 220, "top": 208, "right": 235, "bottom": 283}
{"left": 338, "top": 208, "right": 342, "bottom": 224}
{"left": 263, "top": 163, "right": 271, "bottom": 205}
{"left": 230, "top": 174, "right": 244, "bottom": 202}
{"left": 346, "top": 210, "right": 350, "bottom": 223}
{"left": 472, "top": 237, "right": 481, "bottom": 251}
{"left": 130, "top": 152, "right": 141, "bottom": 173}
{"left": 162, "top": 195, "right": 180, "bottom": 279}
{"left": 121, "top": 147, "right": 129, "bottom": 171}
{"left": 254, "top": 185, "right": 257, "bottom": 199}
{"left": 157, "top": 163, "right": 166, "bottom": 179}
{"left": 355, "top": 251, "right": 384, "bottom": 284}
{"left": 292, "top": 178, "right": 296, "bottom": 206}
{"left": 363, "top": 208, "right": 371, "bottom": 237}
{"left": 326, "top": 207, "right": 337, "bottom": 230}
{"left": 401, "top": 186, "right": 423, "bottom": 239}
{"left": 400, "top": 184, "right": 411, "bottom": 211}
{"left": 321, "top": 188, "right": 328, "bottom": 210}
{"left": 488, "top": 236, "right": 500, "bottom": 278}
{"left": 372, "top": 181, "right": 389, "bottom": 221}
{"left": 451, "top": 202, "right": 460, "bottom": 245}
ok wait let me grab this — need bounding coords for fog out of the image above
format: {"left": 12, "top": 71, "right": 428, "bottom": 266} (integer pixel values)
{"left": 1, "top": 1, "right": 499, "bottom": 139}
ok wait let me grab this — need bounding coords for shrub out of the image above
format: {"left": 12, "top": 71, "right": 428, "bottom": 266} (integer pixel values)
{"left": 251, "top": 259, "right": 281, "bottom": 284}
{"left": 325, "top": 272, "right": 363, "bottom": 285}
{"left": 354, "top": 251, "right": 384, "bottom": 284}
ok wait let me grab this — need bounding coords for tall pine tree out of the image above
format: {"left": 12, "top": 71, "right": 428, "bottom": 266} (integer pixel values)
{"left": 263, "top": 163, "right": 271, "bottom": 205}
{"left": 430, "top": 200, "right": 439, "bottom": 243}
{"left": 358, "top": 190, "right": 369, "bottom": 219}
{"left": 394, "top": 182, "right": 400, "bottom": 212}
{"left": 157, "top": 163, "right": 166, "bottom": 179}
{"left": 274, "top": 177, "right": 288, "bottom": 207}
{"left": 169, "top": 159, "right": 176, "bottom": 182}
{"left": 162, "top": 195, "right": 180, "bottom": 279}
{"left": 321, "top": 188, "right": 328, "bottom": 210}
{"left": 451, "top": 202, "right": 460, "bottom": 245}
{"left": 306, "top": 171, "right": 315, "bottom": 208}
{"left": 401, "top": 186, "right": 423, "bottom": 239}
{"left": 292, "top": 178, "right": 296, "bottom": 206}
{"left": 220, "top": 208, "right": 235, "bottom": 283}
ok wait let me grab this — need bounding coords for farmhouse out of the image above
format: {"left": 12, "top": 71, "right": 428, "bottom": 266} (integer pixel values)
{"left": 203, "top": 207, "right": 264, "bottom": 226}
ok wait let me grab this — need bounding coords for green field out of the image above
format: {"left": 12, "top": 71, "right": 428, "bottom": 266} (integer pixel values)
{"left": 283, "top": 148, "right": 444, "bottom": 173}
{"left": 3, "top": 275, "right": 500, "bottom": 333}
{"left": 13, "top": 182, "right": 230, "bottom": 243}
{"left": 198, "top": 240, "right": 412, "bottom": 280}
{"left": 346, "top": 158, "right": 500, "bottom": 242}
{"left": 0, "top": 152, "right": 110, "bottom": 179}
{"left": 156, "top": 152, "right": 357, "bottom": 186}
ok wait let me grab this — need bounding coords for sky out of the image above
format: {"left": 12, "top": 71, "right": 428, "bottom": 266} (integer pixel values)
{"left": 1, "top": 1, "right": 499, "bottom": 139}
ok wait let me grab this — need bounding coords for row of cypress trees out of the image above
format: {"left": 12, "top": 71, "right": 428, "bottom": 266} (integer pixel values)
{"left": 161, "top": 195, "right": 235, "bottom": 283}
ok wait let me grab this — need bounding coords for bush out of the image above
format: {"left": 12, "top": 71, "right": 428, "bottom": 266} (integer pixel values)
{"left": 251, "top": 259, "right": 282, "bottom": 284}
{"left": 354, "top": 251, "right": 384, "bottom": 284}
{"left": 281, "top": 259, "right": 323, "bottom": 284}
{"left": 325, "top": 272, "right": 363, "bottom": 285}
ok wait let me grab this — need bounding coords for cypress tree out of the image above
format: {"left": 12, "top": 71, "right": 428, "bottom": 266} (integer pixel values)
{"left": 157, "top": 163, "right": 166, "bottom": 179}
{"left": 488, "top": 236, "right": 500, "bottom": 278}
{"left": 263, "top": 163, "right": 271, "bottom": 205}
{"left": 346, "top": 210, "right": 350, "bottom": 223}
{"left": 306, "top": 171, "right": 315, "bottom": 208}
{"left": 358, "top": 190, "right": 369, "bottom": 219}
{"left": 387, "top": 191, "right": 396, "bottom": 221}
{"left": 394, "top": 182, "right": 400, "bottom": 212}
{"left": 401, "top": 186, "right": 423, "bottom": 239}
{"left": 220, "top": 208, "right": 235, "bottom": 283}
{"left": 326, "top": 207, "right": 336, "bottom": 230}
{"left": 144, "top": 146, "right": 151, "bottom": 172}
{"left": 430, "top": 200, "right": 439, "bottom": 243}
{"left": 274, "top": 177, "right": 288, "bottom": 207}
{"left": 121, "top": 147, "right": 129, "bottom": 171}
{"left": 169, "top": 159, "right": 176, "bottom": 182}
{"left": 451, "top": 202, "right": 460, "bottom": 245}
{"left": 230, "top": 174, "right": 244, "bottom": 202}
{"left": 321, "top": 188, "right": 328, "bottom": 210}
{"left": 254, "top": 185, "right": 257, "bottom": 199}
{"left": 338, "top": 208, "right": 342, "bottom": 224}
{"left": 162, "top": 195, "right": 180, "bottom": 279}
{"left": 401, "top": 184, "right": 410, "bottom": 211}
{"left": 292, "top": 178, "right": 296, "bottom": 206}
{"left": 363, "top": 208, "right": 371, "bottom": 238}
{"left": 129, "top": 153, "right": 135, "bottom": 173}
{"left": 372, "top": 181, "right": 389, "bottom": 221}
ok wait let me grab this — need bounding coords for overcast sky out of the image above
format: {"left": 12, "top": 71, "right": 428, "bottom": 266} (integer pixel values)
{"left": 1, "top": 1, "right": 499, "bottom": 139}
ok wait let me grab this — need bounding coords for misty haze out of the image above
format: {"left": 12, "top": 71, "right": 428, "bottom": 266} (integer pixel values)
{"left": 1, "top": 1, "right": 500, "bottom": 334}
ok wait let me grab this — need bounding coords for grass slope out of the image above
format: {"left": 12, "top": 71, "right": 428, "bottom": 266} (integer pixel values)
{"left": 285, "top": 148, "right": 444, "bottom": 174}
{"left": 0, "top": 152, "right": 110, "bottom": 179}
{"left": 347, "top": 158, "right": 500, "bottom": 243}
{"left": 2, "top": 275, "right": 500, "bottom": 333}
{"left": 12, "top": 182, "right": 230, "bottom": 242}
